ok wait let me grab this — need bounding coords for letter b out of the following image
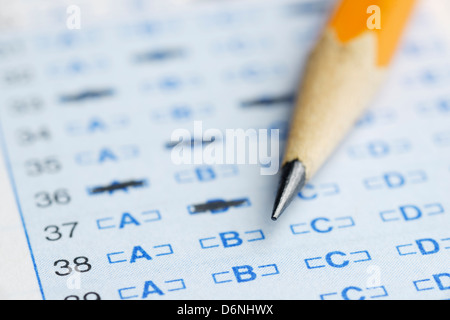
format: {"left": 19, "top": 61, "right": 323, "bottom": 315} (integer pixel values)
{"left": 219, "top": 231, "right": 243, "bottom": 248}
{"left": 232, "top": 265, "right": 257, "bottom": 283}
{"left": 196, "top": 166, "right": 216, "bottom": 182}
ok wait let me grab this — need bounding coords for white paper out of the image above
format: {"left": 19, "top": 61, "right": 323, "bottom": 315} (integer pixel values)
{"left": 0, "top": 0, "right": 449, "bottom": 300}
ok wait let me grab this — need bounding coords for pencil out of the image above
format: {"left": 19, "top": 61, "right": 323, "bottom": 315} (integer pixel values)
{"left": 272, "top": 0, "right": 417, "bottom": 220}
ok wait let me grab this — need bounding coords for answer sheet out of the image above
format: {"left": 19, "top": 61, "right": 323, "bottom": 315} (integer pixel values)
{"left": 0, "top": 0, "right": 449, "bottom": 300}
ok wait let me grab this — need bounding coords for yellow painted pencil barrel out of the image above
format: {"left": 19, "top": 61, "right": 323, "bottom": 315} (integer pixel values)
{"left": 272, "top": 0, "right": 417, "bottom": 220}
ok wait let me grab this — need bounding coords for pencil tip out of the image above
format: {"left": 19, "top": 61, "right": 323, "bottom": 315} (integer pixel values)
{"left": 271, "top": 160, "right": 306, "bottom": 221}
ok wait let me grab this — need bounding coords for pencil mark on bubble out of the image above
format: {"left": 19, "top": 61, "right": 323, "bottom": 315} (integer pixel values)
{"left": 60, "top": 88, "right": 115, "bottom": 103}
{"left": 189, "top": 198, "right": 250, "bottom": 214}
{"left": 241, "top": 93, "right": 295, "bottom": 108}
{"left": 87, "top": 179, "right": 148, "bottom": 195}
{"left": 134, "top": 48, "right": 185, "bottom": 63}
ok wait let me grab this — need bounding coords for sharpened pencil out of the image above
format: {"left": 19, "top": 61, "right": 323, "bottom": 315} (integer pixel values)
{"left": 272, "top": 0, "right": 417, "bottom": 220}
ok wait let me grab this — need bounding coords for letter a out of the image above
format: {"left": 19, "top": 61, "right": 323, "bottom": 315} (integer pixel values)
{"left": 367, "top": 5, "right": 381, "bottom": 30}
{"left": 67, "top": 5, "right": 81, "bottom": 30}
{"left": 142, "top": 281, "right": 164, "bottom": 298}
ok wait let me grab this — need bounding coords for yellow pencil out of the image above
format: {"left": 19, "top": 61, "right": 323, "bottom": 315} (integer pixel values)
{"left": 272, "top": 0, "right": 417, "bottom": 220}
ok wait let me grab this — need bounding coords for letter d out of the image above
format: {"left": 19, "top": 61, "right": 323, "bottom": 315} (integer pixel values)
{"left": 416, "top": 238, "right": 440, "bottom": 255}
{"left": 400, "top": 205, "right": 422, "bottom": 221}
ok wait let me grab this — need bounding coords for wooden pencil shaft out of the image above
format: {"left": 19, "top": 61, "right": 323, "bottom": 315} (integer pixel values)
{"left": 283, "top": 0, "right": 417, "bottom": 180}
{"left": 283, "top": 30, "right": 385, "bottom": 179}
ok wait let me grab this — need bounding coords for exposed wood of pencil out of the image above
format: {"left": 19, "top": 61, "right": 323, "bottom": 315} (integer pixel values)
{"left": 282, "top": 29, "right": 386, "bottom": 180}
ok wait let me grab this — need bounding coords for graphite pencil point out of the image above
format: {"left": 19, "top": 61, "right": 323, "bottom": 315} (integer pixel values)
{"left": 271, "top": 160, "right": 306, "bottom": 221}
